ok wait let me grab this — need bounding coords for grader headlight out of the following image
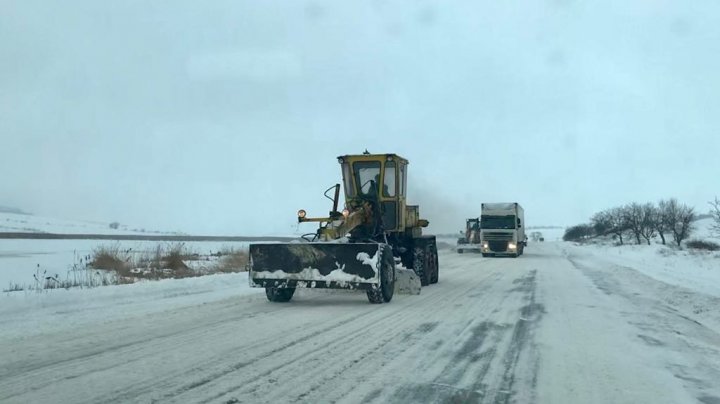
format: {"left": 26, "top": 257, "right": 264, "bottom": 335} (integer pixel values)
{"left": 342, "top": 208, "right": 350, "bottom": 218}
{"left": 298, "top": 209, "right": 307, "bottom": 219}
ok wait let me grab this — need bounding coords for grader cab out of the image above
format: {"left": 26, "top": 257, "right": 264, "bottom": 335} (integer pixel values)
{"left": 248, "top": 153, "right": 439, "bottom": 304}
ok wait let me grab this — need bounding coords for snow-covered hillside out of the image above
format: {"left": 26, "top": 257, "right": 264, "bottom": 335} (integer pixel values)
{"left": 0, "top": 211, "right": 171, "bottom": 235}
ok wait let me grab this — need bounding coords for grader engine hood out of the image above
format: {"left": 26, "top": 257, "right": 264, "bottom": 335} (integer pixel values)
{"left": 249, "top": 242, "right": 383, "bottom": 289}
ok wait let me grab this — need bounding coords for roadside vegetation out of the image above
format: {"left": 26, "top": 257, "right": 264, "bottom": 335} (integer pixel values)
{"left": 563, "top": 198, "right": 707, "bottom": 249}
{"left": 3, "top": 243, "right": 249, "bottom": 293}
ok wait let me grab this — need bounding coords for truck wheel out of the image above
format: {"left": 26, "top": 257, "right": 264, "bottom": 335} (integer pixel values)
{"left": 367, "top": 245, "right": 395, "bottom": 304}
{"left": 265, "top": 287, "right": 296, "bottom": 302}
{"left": 413, "top": 246, "right": 428, "bottom": 286}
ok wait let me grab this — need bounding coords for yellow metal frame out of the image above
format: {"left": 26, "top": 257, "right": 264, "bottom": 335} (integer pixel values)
{"left": 296, "top": 153, "right": 427, "bottom": 239}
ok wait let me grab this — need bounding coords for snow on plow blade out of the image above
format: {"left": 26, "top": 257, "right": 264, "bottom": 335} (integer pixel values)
{"left": 249, "top": 243, "right": 381, "bottom": 290}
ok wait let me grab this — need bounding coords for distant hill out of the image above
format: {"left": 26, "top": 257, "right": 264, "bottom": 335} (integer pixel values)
{"left": 694, "top": 213, "right": 713, "bottom": 221}
{"left": 0, "top": 206, "right": 30, "bottom": 215}
{"left": 0, "top": 211, "right": 176, "bottom": 236}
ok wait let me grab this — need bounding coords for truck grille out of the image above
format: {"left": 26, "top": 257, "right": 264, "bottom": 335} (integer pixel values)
{"left": 489, "top": 241, "right": 508, "bottom": 252}
{"left": 483, "top": 232, "right": 513, "bottom": 241}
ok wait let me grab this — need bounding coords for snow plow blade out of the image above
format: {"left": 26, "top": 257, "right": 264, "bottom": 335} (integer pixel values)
{"left": 249, "top": 242, "right": 383, "bottom": 290}
{"left": 457, "top": 245, "right": 482, "bottom": 253}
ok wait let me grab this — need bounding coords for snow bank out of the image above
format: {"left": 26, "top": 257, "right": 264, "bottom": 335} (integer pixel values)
{"left": 566, "top": 242, "right": 720, "bottom": 297}
{"left": 0, "top": 272, "right": 262, "bottom": 340}
{"left": 564, "top": 217, "right": 720, "bottom": 298}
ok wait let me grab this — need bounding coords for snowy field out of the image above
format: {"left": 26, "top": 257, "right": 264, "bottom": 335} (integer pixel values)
{"left": 0, "top": 211, "right": 171, "bottom": 235}
{"left": 0, "top": 239, "right": 252, "bottom": 290}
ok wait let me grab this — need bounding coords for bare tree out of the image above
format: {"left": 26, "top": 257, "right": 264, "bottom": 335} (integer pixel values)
{"left": 623, "top": 203, "right": 644, "bottom": 245}
{"left": 591, "top": 210, "right": 613, "bottom": 236}
{"left": 593, "top": 207, "right": 630, "bottom": 245}
{"left": 670, "top": 202, "right": 695, "bottom": 247}
{"left": 653, "top": 200, "right": 673, "bottom": 245}
{"left": 608, "top": 207, "right": 628, "bottom": 245}
{"left": 710, "top": 197, "right": 720, "bottom": 237}
{"left": 639, "top": 203, "right": 657, "bottom": 245}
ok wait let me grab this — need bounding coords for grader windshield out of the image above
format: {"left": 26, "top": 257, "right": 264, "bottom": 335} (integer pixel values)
{"left": 340, "top": 156, "right": 407, "bottom": 197}
{"left": 352, "top": 161, "right": 381, "bottom": 196}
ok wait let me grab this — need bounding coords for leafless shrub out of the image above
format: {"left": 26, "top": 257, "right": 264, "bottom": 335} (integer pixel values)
{"left": 132, "top": 243, "right": 199, "bottom": 279}
{"left": 710, "top": 197, "right": 720, "bottom": 237}
{"left": 563, "top": 224, "right": 594, "bottom": 242}
{"left": 215, "top": 247, "right": 249, "bottom": 273}
{"left": 3, "top": 282, "right": 24, "bottom": 293}
{"left": 90, "top": 244, "right": 131, "bottom": 273}
{"left": 686, "top": 239, "right": 720, "bottom": 251}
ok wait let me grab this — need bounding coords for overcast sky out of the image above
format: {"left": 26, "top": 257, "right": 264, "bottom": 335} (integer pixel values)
{"left": 2, "top": 1, "right": 720, "bottom": 235}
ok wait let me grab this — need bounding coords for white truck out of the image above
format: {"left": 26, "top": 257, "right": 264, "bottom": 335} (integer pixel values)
{"left": 480, "top": 202, "right": 527, "bottom": 258}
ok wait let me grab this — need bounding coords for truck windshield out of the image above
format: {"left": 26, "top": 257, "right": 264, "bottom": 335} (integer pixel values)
{"left": 481, "top": 215, "right": 516, "bottom": 229}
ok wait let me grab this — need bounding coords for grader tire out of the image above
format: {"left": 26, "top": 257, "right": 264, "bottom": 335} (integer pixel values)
{"left": 430, "top": 246, "right": 439, "bottom": 284}
{"left": 413, "top": 247, "right": 429, "bottom": 287}
{"left": 265, "top": 287, "right": 296, "bottom": 302}
{"left": 367, "top": 245, "right": 395, "bottom": 304}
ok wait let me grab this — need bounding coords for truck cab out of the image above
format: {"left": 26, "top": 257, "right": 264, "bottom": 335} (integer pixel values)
{"left": 479, "top": 203, "right": 527, "bottom": 258}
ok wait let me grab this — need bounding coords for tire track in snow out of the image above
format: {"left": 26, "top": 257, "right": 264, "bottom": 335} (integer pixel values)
{"left": 186, "top": 266, "right": 500, "bottom": 402}
{"left": 566, "top": 252, "right": 720, "bottom": 403}
{"left": 183, "top": 261, "right": 503, "bottom": 404}
{"left": 383, "top": 268, "right": 543, "bottom": 404}
{"left": 0, "top": 295, "right": 327, "bottom": 402}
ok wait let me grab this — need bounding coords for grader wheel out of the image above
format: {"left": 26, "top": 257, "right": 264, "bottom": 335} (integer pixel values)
{"left": 265, "top": 287, "right": 296, "bottom": 302}
{"left": 367, "top": 245, "right": 395, "bottom": 304}
{"left": 413, "top": 246, "right": 429, "bottom": 286}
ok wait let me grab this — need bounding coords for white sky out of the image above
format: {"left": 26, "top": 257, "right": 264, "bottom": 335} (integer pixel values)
{"left": 2, "top": 1, "right": 719, "bottom": 235}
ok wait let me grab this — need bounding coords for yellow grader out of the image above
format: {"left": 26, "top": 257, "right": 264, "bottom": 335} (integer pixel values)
{"left": 248, "top": 152, "right": 439, "bottom": 304}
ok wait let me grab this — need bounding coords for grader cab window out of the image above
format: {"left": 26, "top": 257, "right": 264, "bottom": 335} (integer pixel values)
{"left": 341, "top": 162, "right": 355, "bottom": 197}
{"left": 352, "top": 161, "right": 381, "bottom": 196}
{"left": 384, "top": 162, "right": 396, "bottom": 197}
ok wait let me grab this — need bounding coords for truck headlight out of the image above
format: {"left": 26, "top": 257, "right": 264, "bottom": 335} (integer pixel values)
{"left": 482, "top": 242, "right": 489, "bottom": 248}
{"left": 508, "top": 243, "right": 516, "bottom": 250}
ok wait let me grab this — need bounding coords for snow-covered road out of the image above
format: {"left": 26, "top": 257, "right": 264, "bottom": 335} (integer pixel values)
{"left": 1, "top": 242, "right": 719, "bottom": 403}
